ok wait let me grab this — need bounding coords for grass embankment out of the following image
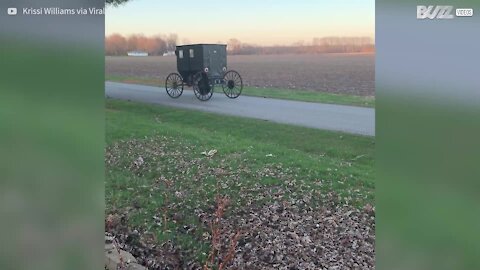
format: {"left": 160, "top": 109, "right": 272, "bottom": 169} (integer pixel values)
{"left": 105, "top": 99, "right": 375, "bottom": 264}
{"left": 106, "top": 75, "right": 375, "bottom": 107}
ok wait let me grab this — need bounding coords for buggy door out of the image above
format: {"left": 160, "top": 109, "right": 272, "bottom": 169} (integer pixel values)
{"left": 176, "top": 47, "right": 191, "bottom": 78}
{"left": 208, "top": 46, "right": 223, "bottom": 78}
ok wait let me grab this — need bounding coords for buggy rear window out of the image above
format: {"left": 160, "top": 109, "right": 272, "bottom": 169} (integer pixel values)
{"left": 189, "top": 49, "right": 194, "bottom": 58}
{"left": 179, "top": 50, "right": 183, "bottom": 59}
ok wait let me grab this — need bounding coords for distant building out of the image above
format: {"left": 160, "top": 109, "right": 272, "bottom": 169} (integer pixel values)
{"left": 127, "top": 51, "right": 148, "bottom": 57}
{"left": 163, "top": 51, "right": 175, "bottom": 56}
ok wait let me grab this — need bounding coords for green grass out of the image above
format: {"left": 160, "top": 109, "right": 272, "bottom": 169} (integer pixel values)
{"left": 105, "top": 99, "right": 374, "bottom": 263}
{"left": 106, "top": 75, "right": 375, "bottom": 107}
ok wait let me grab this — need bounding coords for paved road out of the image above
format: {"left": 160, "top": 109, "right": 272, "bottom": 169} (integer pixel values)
{"left": 105, "top": 82, "right": 375, "bottom": 136}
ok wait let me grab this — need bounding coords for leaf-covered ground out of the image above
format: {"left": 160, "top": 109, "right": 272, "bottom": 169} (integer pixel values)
{"left": 105, "top": 100, "right": 375, "bottom": 269}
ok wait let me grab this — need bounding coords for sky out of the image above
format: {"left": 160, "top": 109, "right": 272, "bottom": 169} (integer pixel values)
{"left": 106, "top": 0, "right": 375, "bottom": 46}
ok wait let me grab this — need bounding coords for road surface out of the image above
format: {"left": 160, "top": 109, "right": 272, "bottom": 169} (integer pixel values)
{"left": 105, "top": 82, "right": 375, "bottom": 136}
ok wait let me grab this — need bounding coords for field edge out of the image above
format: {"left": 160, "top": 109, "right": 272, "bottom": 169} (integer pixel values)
{"left": 105, "top": 76, "right": 375, "bottom": 107}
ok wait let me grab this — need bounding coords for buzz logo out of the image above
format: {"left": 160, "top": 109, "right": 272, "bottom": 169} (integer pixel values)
{"left": 417, "top": 5, "right": 454, "bottom": 19}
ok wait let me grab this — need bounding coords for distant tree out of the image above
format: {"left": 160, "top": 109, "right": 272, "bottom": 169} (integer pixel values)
{"left": 292, "top": 40, "right": 305, "bottom": 47}
{"left": 126, "top": 34, "right": 139, "bottom": 52}
{"left": 105, "top": 33, "right": 171, "bottom": 55}
{"left": 227, "top": 38, "right": 241, "bottom": 54}
{"left": 105, "top": 34, "right": 128, "bottom": 55}
{"left": 165, "top": 33, "right": 178, "bottom": 51}
{"left": 151, "top": 37, "right": 167, "bottom": 55}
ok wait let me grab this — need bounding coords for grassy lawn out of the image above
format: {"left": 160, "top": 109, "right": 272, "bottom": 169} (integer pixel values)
{"left": 106, "top": 75, "right": 375, "bottom": 107}
{"left": 105, "top": 99, "right": 375, "bottom": 265}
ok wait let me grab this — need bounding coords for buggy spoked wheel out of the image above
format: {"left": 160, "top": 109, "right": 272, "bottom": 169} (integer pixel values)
{"left": 222, "top": 70, "right": 243, "bottom": 99}
{"left": 193, "top": 71, "right": 213, "bottom": 101}
{"left": 165, "top": 73, "right": 184, "bottom": 98}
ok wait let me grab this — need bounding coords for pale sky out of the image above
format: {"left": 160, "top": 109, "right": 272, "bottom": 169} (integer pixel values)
{"left": 106, "top": 0, "right": 374, "bottom": 46}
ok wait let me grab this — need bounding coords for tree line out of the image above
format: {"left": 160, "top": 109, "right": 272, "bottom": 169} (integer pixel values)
{"left": 226, "top": 37, "right": 374, "bottom": 55}
{"left": 105, "top": 34, "right": 374, "bottom": 56}
{"left": 105, "top": 33, "right": 178, "bottom": 56}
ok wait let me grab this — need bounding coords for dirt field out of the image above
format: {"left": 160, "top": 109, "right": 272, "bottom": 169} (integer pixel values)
{"left": 106, "top": 53, "right": 375, "bottom": 96}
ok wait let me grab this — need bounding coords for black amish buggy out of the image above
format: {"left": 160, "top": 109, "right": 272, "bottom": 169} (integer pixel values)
{"left": 165, "top": 44, "right": 243, "bottom": 101}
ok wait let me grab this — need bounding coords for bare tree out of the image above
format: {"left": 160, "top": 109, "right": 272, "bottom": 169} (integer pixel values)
{"left": 227, "top": 38, "right": 241, "bottom": 54}
{"left": 105, "top": 34, "right": 174, "bottom": 55}
{"left": 166, "top": 33, "right": 178, "bottom": 51}
{"left": 105, "top": 34, "right": 128, "bottom": 55}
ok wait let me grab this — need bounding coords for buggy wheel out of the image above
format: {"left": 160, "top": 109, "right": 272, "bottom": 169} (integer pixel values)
{"left": 193, "top": 71, "right": 213, "bottom": 101}
{"left": 165, "top": 73, "right": 184, "bottom": 98}
{"left": 222, "top": 70, "right": 243, "bottom": 99}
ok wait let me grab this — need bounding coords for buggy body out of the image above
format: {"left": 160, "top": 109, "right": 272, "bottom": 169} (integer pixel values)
{"left": 176, "top": 44, "right": 227, "bottom": 84}
{"left": 165, "top": 44, "right": 243, "bottom": 101}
